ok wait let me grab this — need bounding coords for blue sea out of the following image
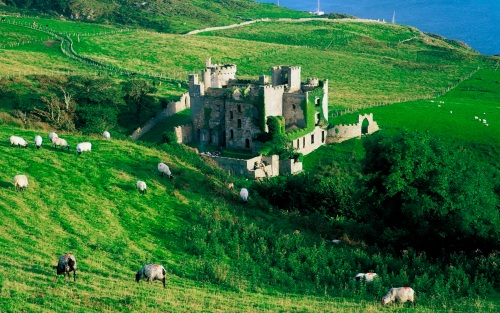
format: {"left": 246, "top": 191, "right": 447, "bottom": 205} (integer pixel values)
{"left": 256, "top": 0, "right": 500, "bottom": 55}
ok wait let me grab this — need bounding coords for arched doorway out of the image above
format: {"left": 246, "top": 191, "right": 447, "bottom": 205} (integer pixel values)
{"left": 361, "top": 118, "right": 369, "bottom": 135}
{"left": 245, "top": 138, "right": 250, "bottom": 149}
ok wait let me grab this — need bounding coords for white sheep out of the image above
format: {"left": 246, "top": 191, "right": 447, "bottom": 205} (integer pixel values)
{"left": 10, "top": 135, "right": 28, "bottom": 148}
{"left": 158, "top": 162, "right": 173, "bottom": 179}
{"left": 34, "top": 135, "right": 42, "bottom": 149}
{"left": 354, "top": 272, "right": 377, "bottom": 282}
{"left": 13, "top": 175, "right": 28, "bottom": 191}
{"left": 103, "top": 131, "right": 111, "bottom": 139}
{"left": 76, "top": 142, "right": 92, "bottom": 155}
{"left": 240, "top": 188, "right": 249, "bottom": 202}
{"left": 136, "top": 180, "right": 147, "bottom": 194}
{"left": 48, "top": 132, "right": 58, "bottom": 142}
{"left": 381, "top": 287, "right": 416, "bottom": 307}
{"left": 135, "top": 264, "right": 166, "bottom": 288}
{"left": 53, "top": 137, "right": 70, "bottom": 150}
{"left": 474, "top": 116, "right": 478, "bottom": 120}
{"left": 55, "top": 253, "right": 77, "bottom": 281}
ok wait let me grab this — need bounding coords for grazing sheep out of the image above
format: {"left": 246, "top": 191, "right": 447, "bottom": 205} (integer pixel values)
{"left": 76, "top": 142, "right": 92, "bottom": 155}
{"left": 354, "top": 272, "right": 377, "bottom": 282}
{"left": 13, "top": 175, "right": 28, "bottom": 191}
{"left": 34, "top": 135, "right": 42, "bottom": 149}
{"left": 158, "top": 162, "right": 173, "bottom": 179}
{"left": 240, "top": 188, "right": 249, "bottom": 202}
{"left": 55, "top": 253, "right": 77, "bottom": 281}
{"left": 474, "top": 116, "right": 478, "bottom": 119}
{"left": 10, "top": 136, "right": 28, "bottom": 148}
{"left": 53, "top": 137, "right": 70, "bottom": 150}
{"left": 227, "top": 182, "right": 234, "bottom": 190}
{"left": 381, "top": 287, "right": 416, "bottom": 307}
{"left": 136, "top": 180, "right": 147, "bottom": 194}
{"left": 136, "top": 264, "right": 167, "bottom": 288}
{"left": 48, "top": 132, "right": 58, "bottom": 142}
{"left": 103, "top": 131, "right": 111, "bottom": 139}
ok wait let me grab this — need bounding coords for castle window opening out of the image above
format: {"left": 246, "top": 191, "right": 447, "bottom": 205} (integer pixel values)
{"left": 245, "top": 139, "right": 250, "bottom": 149}
{"left": 303, "top": 137, "right": 305, "bottom": 148}
{"left": 230, "top": 111, "right": 233, "bottom": 119}
{"left": 230, "top": 130, "right": 234, "bottom": 139}
{"left": 316, "top": 112, "right": 320, "bottom": 125}
{"left": 315, "top": 98, "right": 320, "bottom": 107}
{"left": 237, "top": 119, "right": 242, "bottom": 128}
{"left": 237, "top": 105, "right": 242, "bottom": 113}
{"left": 361, "top": 118, "right": 369, "bottom": 135}
{"left": 322, "top": 131, "right": 325, "bottom": 143}
{"left": 292, "top": 104, "right": 296, "bottom": 110}
{"left": 297, "top": 139, "right": 299, "bottom": 148}
{"left": 311, "top": 134, "right": 315, "bottom": 144}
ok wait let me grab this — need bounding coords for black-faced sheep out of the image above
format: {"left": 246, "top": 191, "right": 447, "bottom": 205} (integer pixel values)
{"left": 240, "top": 188, "right": 249, "bottom": 202}
{"left": 34, "top": 135, "right": 42, "bottom": 149}
{"left": 136, "top": 180, "right": 147, "bottom": 194}
{"left": 13, "top": 175, "right": 28, "bottom": 191}
{"left": 56, "top": 253, "right": 77, "bottom": 281}
{"left": 354, "top": 272, "right": 377, "bottom": 282}
{"left": 381, "top": 287, "right": 416, "bottom": 307}
{"left": 158, "top": 162, "right": 173, "bottom": 179}
{"left": 76, "top": 142, "right": 92, "bottom": 155}
{"left": 135, "top": 264, "right": 166, "bottom": 288}
{"left": 10, "top": 136, "right": 28, "bottom": 148}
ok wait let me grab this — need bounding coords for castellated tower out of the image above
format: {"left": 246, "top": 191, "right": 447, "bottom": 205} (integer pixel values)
{"left": 271, "top": 66, "right": 302, "bottom": 92}
{"left": 202, "top": 57, "right": 237, "bottom": 89}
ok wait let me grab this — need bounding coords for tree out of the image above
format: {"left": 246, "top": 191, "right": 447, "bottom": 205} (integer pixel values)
{"left": 358, "top": 131, "right": 499, "bottom": 255}
{"left": 122, "top": 79, "right": 157, "bottom": 121}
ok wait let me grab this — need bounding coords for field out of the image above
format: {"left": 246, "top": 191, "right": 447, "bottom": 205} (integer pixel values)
{"left": 0, "top": 3, "right": 499, "bottom": 312}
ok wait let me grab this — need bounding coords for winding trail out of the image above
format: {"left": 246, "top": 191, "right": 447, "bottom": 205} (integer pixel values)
{"left": 184, "top": 17, "right": 385, "bottom": 36}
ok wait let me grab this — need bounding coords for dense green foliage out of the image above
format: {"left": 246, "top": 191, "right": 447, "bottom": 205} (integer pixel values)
{"left": 360, "top": 131, "right": 499, "bottom": 255}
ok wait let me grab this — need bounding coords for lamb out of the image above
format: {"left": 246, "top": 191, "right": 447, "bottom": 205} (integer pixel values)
{"left": 103, "top": 131, "right": 111, "bottom": 139}
{"left": 240, "top": 188, "right": 249, "bottom": 202}
{"left": 53, "top": 137, "right": 70, "bottom": 150}
{"left": 136, "top": 180, "right": 147, "bottom": 194}
{"left": 34, "top": 135, "right": 42, "bottom": 149}
{"left": 354, "top": 272, "right": 377, "bottom": 282}
{"left": 48, "top": 132, "right": 58, "bottom": 142}
{"left": 227, "top": 182, "right": 234, "bottom": 190}
{"left": 158, "top": 162, "right": 173, "bottom": 179}
{"left": 76, "top": 142, "right": 92, "bottom": 155}
{"left": 10, "top": 135, "right": 28, "bottom": 148}
{"left": 135, "top": 264, "right": 166, "bottom": 288}
{"left": 381, "top": 287, "right": 416, "bottom": 307}
{"left": 55, "top": 253, "right": 77, "bottom": 281}
{"left": 13, "top": 175, "right": 28, "bottom": 191}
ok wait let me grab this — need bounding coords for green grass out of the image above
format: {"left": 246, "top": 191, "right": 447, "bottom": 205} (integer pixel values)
{"left": 0, "top": 124, "right": 498, "bottom": 312}
{"left": 319, "top": 69, "right": 500, "bottom": 169}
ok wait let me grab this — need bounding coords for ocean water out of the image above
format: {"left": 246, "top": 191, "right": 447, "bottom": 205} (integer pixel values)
{"left": 257, "top": 0, "right": 500, "bottom": 55}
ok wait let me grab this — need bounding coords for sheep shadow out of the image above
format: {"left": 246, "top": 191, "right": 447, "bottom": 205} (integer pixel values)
{"left": 0, "top": 181, "right": 13, "bottom": 189}
{"left": 116, "top": 183, "right": 136, "bottom": 192}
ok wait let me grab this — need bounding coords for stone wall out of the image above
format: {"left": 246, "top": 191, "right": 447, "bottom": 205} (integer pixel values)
{"left": 173, "top": 124, "right": 193, "bottom": 144}
{"left": 130, "top": 92, "right": 190, "bottom": 140}
{"left": 327, "top": 113, "right": 379, "bottom": 143}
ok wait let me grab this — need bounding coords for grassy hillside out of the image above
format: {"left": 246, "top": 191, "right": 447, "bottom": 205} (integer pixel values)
{"left": 0, "top": 124, "right": 498, "bottom": 312}
{"left": 1, "top": 0, "right": 312, "bottom": 33}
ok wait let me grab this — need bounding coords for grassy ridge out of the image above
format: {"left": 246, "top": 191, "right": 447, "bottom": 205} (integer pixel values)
{"left": 74, "top": 20, "right": 486, "bottom": 110}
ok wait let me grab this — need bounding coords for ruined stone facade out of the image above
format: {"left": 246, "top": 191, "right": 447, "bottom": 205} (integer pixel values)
{"left": 327, "top": 113, "right": 380, "bottom": 143}
{"left": 188, "top": 58, "right": 329, "bottom": 155}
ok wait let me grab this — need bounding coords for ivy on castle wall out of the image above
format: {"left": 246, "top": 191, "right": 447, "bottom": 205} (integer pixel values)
{"left": 286, "top": 87, "right": 327, "bottom": 140}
